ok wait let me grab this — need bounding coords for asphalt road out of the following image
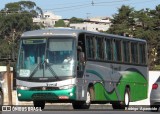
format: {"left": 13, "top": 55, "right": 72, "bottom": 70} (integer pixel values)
{"left": 1, "top": 110, "right": 159, "bottom": 114}
{"left": 1, "top": 104, "right": 159, "bottom": 114}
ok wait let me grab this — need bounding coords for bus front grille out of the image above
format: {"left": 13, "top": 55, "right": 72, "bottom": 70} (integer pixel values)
{"left": 32, "top": 93, "right": 58, "bottom": 100}
{"left": 30, "top": 87, "right": 59, "bottom": 91}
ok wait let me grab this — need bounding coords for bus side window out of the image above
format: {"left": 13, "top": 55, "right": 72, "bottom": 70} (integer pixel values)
{"left": 113, "top": 39, "right": 122, "bottom": 62}
{"left": 95, "top": 36, "right": 104, "bottom": 60}
{"left": 86, "top": 36, "right": 94, "bottom": 59}
{"left": 131, "top": 42, "right": 138, "bottom": 63}
{"left": 113, "top": 40, "right": 117, "bottom": 61}
{"left": 139, "top": 43, "right": 146, "bottom": 64}
{"left": 123, "top": 41, "right": 130, "bottom": 63}
{"left": 104, "top": 38, "right": 112, "bottom": 61}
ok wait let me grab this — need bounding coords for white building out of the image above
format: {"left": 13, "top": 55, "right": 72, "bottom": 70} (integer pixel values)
{"left": 33, "top": 11, "right": 62, "bottom": 27}
{"left": 70, "top": 17, "right": 111, "bottom": 32}
{"left": 89, "top": 17, "right": 111, "bottom": 23}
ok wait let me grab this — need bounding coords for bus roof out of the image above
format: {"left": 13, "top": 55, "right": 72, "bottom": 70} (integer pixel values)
{"left": 21, "top": 28, "right": 146, "bottom": 42}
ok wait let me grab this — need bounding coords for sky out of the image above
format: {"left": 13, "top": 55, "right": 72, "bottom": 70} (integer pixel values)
{"left": 0, "top": 0, "right": 160, "bottom": 19}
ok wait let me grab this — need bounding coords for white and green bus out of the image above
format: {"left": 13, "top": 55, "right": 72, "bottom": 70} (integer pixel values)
{"left": 16, "top": 28, "right": 148, "bottom": 109}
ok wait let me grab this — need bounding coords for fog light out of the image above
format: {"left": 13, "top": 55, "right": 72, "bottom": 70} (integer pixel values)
{"left": 18, "top": 93, "right": 21, "bottom": 97}
{"left": 69, "top": 93, "right": 73, "bottom": 96}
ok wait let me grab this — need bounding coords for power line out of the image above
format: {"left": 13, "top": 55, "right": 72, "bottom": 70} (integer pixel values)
{"left": 0, "top": 0, "right": 134, "bottom": 13}
{"left": 45, "top": 1, "right": 88, "bottom": 6}
{"left": 94, "top": 0, "right": 154, "bottom": 7}
{"left": 43, "top": 3, "right": 90, "bottom": 11}
{"left": 47, "top": 5, "right": 91, "bottom": 12}
{"left": 86, "top": 13, "right": 91, "bottom": 19}
{"left": 41, "top": 0, "right": 128, "bottom": 12}
{"left": 94, "top": 0, "right": 128, "bottom": 5}
{"left": 42, "top": 0, "right": 158, "bottom": 13}
{"left": 0, "top": 0, "right": 157, "bottom": 14}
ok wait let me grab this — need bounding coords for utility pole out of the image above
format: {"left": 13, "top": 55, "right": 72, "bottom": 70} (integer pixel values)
{"left": 7, "top": 60, "right": 12, "bottom": 105}
{"left": 86, "top": 13, "right": 91, "bottom": 20}
{"left": 12, "top": 29, "right": 16, "bottom": 61}
{"left": 91, "top": 0, "right": 94, "bottom": 6}
{"left": 86, "top": 13, "right": 91, "bottom": 31}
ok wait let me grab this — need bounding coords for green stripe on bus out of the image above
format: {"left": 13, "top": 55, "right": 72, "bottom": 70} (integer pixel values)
{"left": 86, "top": 69, "right": 148, "bottom": 101}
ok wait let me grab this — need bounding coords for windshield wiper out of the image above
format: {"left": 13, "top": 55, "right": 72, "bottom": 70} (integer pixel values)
{"left": 28, "top": 61, "right": 60, "bottom": 80}
{"left": 45, "top": 61, "right": 60, "bottom": 80}
{"left": 28, "top": 62, "right": 43, "bottom": 80}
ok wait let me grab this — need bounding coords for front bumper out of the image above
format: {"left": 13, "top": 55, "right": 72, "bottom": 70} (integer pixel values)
{"left": 150, "top": 90, "right": 160, "bottom": 105}
{"left": 17, "top": 86, "right": 76, "bottom": 101}
{"left": 150, "top": 99, "right": 160, "bottom": 105}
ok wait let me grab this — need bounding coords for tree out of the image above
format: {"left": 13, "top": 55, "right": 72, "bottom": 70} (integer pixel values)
{"left": 107, "top": 5, "right": 160, "bottom": 69}
{"left": 3, "top": 1, "right": 43, "bottom": 17}
{"left": 133, "top": 7, "right": 160, "bottom": 69}
{"left": 108, "top": 5, "right": 135, "bottom": 36}
{"left": 0, "top": 1, "right": 43, "bottom": 62}
{"left": 54, "top": 19, "right": 66, "bottom": 27}
{"left": 70, "top": 17, "right": 84, "bottom": 23}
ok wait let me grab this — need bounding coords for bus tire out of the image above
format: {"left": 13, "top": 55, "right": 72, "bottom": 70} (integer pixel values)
{"left": 89, "top": 86, "right": 94, "bottom": 101}
{"left": 0, "top": 91, "right": 3, "bottom": 105}
{"left": 72, "top": 87, "right": 93, "bottom": 109}
{"left": 33, "top": 101, "right": 45, "bottom": 109}
{"left": 112, "top": 88, "right": 130, "bottom": 109}
{"left": 72, "top": 101, "right": 85, "bottom": 109}
{"left": 124, "top": 88, "right": 130, "bottom": 108}
{"left": 150, "top": 105, "right": 159, "bottom": 112}
{"left": 112, "top": 102, "right": 122, "bottom": 109}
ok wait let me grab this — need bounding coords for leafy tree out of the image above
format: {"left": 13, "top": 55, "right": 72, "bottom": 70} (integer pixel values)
{"left": 108, "top": 5, "right": 135, "bottom": 36}
{"left": 133, "top": 7, "right": 160, "bottom": 69}
{"left": 3, "top": 1, "right": 43, "bottom": 17}
{"left": 54, "top": 19, "right": 66, "bottom": 27}
{"left": 107, "top": 5, "right": 160, "bottom": 69}
{"left": 70, "top": 17, "right": 84, "bottom": 23}
{"left": 0, "top": 1, "right": 43, "bottom": 62}
{"left": 151, "top": 5, "right": 160, "bottom": 66}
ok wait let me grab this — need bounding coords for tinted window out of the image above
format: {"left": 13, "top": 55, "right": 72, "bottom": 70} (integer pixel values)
{"left": 131, "top": 42, "right": 138, "bottom": 63}
{"left": 104, "top": 38, "right": 112, "bottom": 60}
{"left": 86, "top": 36, "right": 94, "bottom": 58}
{"left": 123, "top": 41, "right": 130, "bottom": 63}
{"left": 95, "top": 37, "right": 104, "bottom": 59}
{"left": 113, "top": 40, "right": 122, "bottom": 61}
{"left": 139, "top": 43, "right": 146, "bottom": 64}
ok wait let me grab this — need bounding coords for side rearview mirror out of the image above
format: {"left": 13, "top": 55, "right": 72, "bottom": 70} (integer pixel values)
{"left": 79, "top": 52, "right": 85, "bottom": 62}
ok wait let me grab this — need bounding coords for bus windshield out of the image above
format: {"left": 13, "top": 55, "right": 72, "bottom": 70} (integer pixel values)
{"left": 17, "top": 38, "right": 75, "bottom": 79}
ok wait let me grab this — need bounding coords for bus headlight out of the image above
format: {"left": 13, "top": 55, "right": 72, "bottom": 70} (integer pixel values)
{"left": 17, "top": 85, "right": 30, "bottom": 90}
{"left": 59, "top": 85, "right": 74, "bottom": 90}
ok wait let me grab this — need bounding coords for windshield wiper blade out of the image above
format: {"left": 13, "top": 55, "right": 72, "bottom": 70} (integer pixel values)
{"left": 46, "top": 62, "right": 60, "bottom": 80}
{"left": 28, "top": 60, "right": 60, "bottom": 80}
{"left": 28, "top": 62, "right": 42, "bottom": 80}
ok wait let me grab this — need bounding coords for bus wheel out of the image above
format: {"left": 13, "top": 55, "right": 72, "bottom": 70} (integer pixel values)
{"left": 124, "top": 88, "right": 130, "bottom": 108}
{"left": 112, "top": 88, "right": 130, "bottom": 109}
{"left": 0, "top": 91, "right": 3, "bottom": 105}
{"left": 33, "top": 101, "right": 45, "bottom": 109}
{"left": 85, "top": 89, "right": 91, "bottom": 108}
{"left": 72, "top": 87, "right": 93, "bottom": 109}
{"left": 89, "top": 86, "right": 94, "bottom": 101}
